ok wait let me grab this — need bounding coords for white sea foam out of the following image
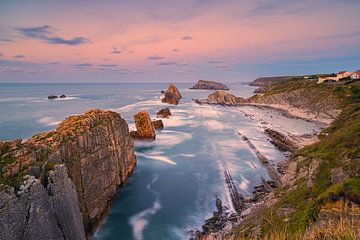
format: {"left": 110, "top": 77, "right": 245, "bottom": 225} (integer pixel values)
{"left": 156, "top": 130, "right": 192, "bottom": 146}
{"left": 113, "top": 98, "right": 161, "bottom": 112}
{"left": 204, "top": 119, "right": 226, "bottom": 130}
{"left": 37, "top": 116, "right": 60, "bottom": 126}
{"left": 178, "top": 153, "right": 195, "bottom": 158}
{"left": 239, "top": 177, "right": 250, "bottom": 191}
{"left": 136, "top": 152, "right": 176, "bottom": 165}
{"left": 129, "top": 174, "right": 161, "bottom": 240}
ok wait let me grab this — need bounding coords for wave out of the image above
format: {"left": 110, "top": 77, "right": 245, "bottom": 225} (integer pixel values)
{"left": 37, "top": 116, "right": 60, "bottom": 126}
{"left": 156, "top": 130, "right": 192, "bottom": 146}
{"left": 136, "top": 151, "right": 176, "bottom": 165}
{"left": 129, "top": 174, "right": 161, "bottom": 240}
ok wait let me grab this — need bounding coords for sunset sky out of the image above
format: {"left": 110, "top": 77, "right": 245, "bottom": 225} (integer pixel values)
{"left": 0, "top": 0, "right": 359, "bottom": 83}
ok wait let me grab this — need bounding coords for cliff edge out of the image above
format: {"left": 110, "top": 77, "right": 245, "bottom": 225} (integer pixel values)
{"left": 0, "top": 109, "right": 136, "bottom": 239}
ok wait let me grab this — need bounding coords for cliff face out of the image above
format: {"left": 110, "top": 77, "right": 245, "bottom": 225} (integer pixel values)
{"left": 248, "top": 85, "right": 343, "bottom": 122}
{"left": 0, "top": 164, "right": 85, "bottom": 240}
{"left": 190, "top": 80, "right": 229, "bottom": 90}
{"left": 0, "top": 109, "right": 137, "bottom": 238}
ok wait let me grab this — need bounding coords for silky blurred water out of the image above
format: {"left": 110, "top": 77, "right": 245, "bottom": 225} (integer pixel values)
{"left": 0, "top": 82, "right": 320, "bottom": 240}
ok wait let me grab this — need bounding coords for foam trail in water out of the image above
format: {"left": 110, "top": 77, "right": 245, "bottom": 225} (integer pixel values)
{"left": 136, "top": 152, "right": 176, "bottom": 165}
{"left": 129, "top": 174, "right": 161, "bottom": 240}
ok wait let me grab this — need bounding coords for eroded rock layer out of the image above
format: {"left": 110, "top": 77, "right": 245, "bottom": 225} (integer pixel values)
{"left": 0, "top": 109, "right": 137, "bottom": 238}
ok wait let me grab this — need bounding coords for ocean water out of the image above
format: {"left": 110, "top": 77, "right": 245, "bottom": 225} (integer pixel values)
{"left": 0, "top": 82, "right": 321, "bottom": 240}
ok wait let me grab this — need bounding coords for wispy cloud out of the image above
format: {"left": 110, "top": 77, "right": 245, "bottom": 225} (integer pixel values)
{"left": 157, "top": 61, "right": 177, "bottom": 65}
{"left": 1, "top": 38, "right": 14, "bottom": 42}
{"left": 111, "top": 47, "right": 121, "bottom": 54}
{"left": 98, "top": 64, "right": 117, "bottom": 67}
{"left": 16, "top": 25, "right": 89, "bottom": 45}
{"left": 173, "top": 48, "right": 179, "bottom": 52}
{"left": 214, "top": 65, "right": 232, "bottom": 70}
{"left": 320, "top": 30, "right": 360, "bottom": 40}
{"left": 181, "top": 36, "right": 193, "bottom": 40}
{"left": 13, "top": 55, "right": 25, "bottom": 59}
{"left": 209, "top": 60, "right": 223, "bottom": 64}
{"left": 48, "top": 62, "right": 59, "bottom": 65}
{"left": 157, "top": 61, "right": 188, "bottom": 66}
{"left": 69, "top": 63, "right": 92, "bottom": 67}
{"left": 0, "top": 52, "right": 3, "bottom": 57}
{"left": 148, "top": 55, "right": 164, "bottom": 60}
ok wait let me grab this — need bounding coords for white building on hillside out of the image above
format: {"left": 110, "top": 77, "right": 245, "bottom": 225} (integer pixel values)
{"left": 351, "top": 70, "right": 360, "bottom": 80}
{"left": 336, "top": 71, "right": 352, "bottom": 79}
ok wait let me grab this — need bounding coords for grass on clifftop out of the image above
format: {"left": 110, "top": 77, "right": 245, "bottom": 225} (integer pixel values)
{"left": 235, "top": 80, "right": 360, "bottom": 239}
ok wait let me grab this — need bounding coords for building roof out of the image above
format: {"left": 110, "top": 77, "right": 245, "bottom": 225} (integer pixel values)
{"left": 337, "top": 71, "right": 346, "bottom": 74}
{"left": 352, "top": 70, "right": 360, "bottom": 75}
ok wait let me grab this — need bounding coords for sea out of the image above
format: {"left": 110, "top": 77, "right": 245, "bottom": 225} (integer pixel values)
{"left": 0, "top": 82, "right": 321, "bottom": 240}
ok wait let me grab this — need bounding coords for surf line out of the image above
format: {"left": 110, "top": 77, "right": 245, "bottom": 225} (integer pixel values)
{"left": 237, "top": 131, "right": 282, "bottom": 186}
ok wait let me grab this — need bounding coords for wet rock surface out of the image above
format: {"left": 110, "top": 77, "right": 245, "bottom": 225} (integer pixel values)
{"left": 162, "top": 84, "right": 182, "bottom": 105}
{"left": 190, "top": 80, "right": 229, "bottom": 90}
{"left": 156, "top": 108, "right": 171, "bottom": 118}
{"left": 152, "top": 119, "right": 164, "bottom": 130}
{"left": 264, "top": 128, "right": 297, "bottom": 153}
{"left": 131, "top": 111, "right": 156, "bottom": 140}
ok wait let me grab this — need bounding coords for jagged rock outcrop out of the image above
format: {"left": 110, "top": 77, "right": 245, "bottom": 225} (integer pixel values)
{"left": 131, "top": 111, "right": 156, "bottom": 140}
{"left": 156, "top": 108, "right": 171, "bottom": 118}
{"left": 0, "top": 109, "right": 137, "bottom": 238}
{"left": 0, "top": 165, "right": 86, "bottom": 240}
{"left": 190, "top": 80, "right": 229, "bottom": 90}
{"left": 195, "top": 91, "right": 247, "bottom": 106}
{"left": 152, "top": 120, "right": 164, "bottom": 130}
{"left": 162, "top": 84, "right": 182, "bottom": 105}
{"left": 264, "top": 128, "right": 297, "bottom": 153}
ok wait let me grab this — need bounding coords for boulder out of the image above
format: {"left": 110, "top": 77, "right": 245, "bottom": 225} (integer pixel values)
{"left": 162, "top": 84, "right": 182, "bottom": 105}
{"left": 152, "top": 120, "right": 164, "bottom": 130}
{"left": 190, "top": 80, "right": 229, "bottom": 90}
{"left": 48, "top": 95, "right": 58, "bottom": 100}
{"left": 59, "top": 94, "right": 66, "bottom": 98}
{"left": 156, "top": 108, "right": 171, "bottom": 118}
{"left": 133, "top": 111, "right": 156, "bottom": 140}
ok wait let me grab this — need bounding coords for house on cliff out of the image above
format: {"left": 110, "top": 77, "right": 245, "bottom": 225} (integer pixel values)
{"left": 351, "top": 70, "right": 360, "bottom": 80}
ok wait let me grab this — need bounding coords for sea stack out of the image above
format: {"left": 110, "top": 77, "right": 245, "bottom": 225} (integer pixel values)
{"left": 0, "top": 109, "right": 136, "bottom": 238}
{"left": 162, "top": 84, "right": 182, "bottom": 105}
{"left": 190, "top": 80, "right": 229, "bottom": 90}
{"left": 132, "top": 111, "right": 156, "bottom": 140}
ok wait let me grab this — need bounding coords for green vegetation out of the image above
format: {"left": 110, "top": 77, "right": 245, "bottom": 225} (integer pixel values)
{"left": 235, "top": 79, "right": 360, "bottom": 239}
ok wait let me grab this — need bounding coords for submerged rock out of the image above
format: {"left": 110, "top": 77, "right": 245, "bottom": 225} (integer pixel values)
{"left": 152, "top": 119, "right": 164, "bottom": 130}
{"left": 156, "top": 108, "right": 171, "bottom": 118}
{"left": 190, "top": 80, "right": 229, "bottom": 90}
{"left": 162, "top": 84, "right": 182, "bottom": 105}
{"left": 132, "top": 111, "right": 156, "bottom": 140}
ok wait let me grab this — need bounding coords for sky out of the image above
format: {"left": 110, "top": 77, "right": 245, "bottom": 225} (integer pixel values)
{"left": 0, "top": 0, "right": 359, "bottom": 83}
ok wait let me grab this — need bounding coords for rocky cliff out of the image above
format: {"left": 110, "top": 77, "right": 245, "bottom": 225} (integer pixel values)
{"left": 0, "top": 109, "right": 137, "bottom": 239}
{"left": 196, "top": 80, "right": 360, "bottom": 239}
{"left": 190, "top": 80, "right": 229, "bottom": 90}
